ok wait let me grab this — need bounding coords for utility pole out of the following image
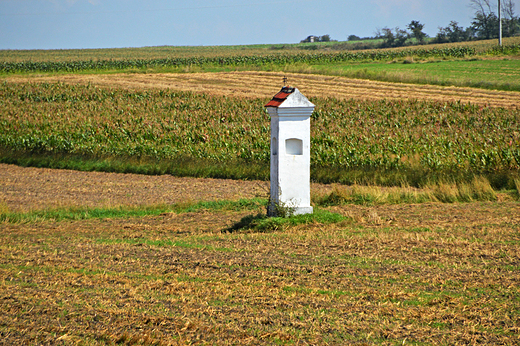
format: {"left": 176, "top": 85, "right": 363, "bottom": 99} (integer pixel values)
{"left": 499, "top": 0, "right": 503, "bottom": 46}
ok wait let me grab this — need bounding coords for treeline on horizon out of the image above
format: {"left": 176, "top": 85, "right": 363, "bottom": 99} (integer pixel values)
{"left": 321, "top": 0, "right": 520, "bottom": 49}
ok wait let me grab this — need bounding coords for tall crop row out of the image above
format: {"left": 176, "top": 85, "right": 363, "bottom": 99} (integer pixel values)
{"left": 0, "top": 82, "right": 518, "bottom": 186}
{"left": 310, "top": 98, "right": 520, "bottom": 173}
{"left": 0, "top": 47, "right": 477, "bottom": 74}
{"left": 0, "top": 82, "right": 270, "bottom": 163}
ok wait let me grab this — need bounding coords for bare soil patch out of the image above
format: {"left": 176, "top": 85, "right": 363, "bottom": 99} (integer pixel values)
{"left": 0, "top": 163, "right": 268, "bottom": 212}
{"left": 6, "top": 71, "right": 520, "bottom": 108}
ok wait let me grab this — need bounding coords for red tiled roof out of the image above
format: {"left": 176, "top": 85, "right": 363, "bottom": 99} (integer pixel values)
{"left": 265, "top": 87, "right": 295, "bottom": 107}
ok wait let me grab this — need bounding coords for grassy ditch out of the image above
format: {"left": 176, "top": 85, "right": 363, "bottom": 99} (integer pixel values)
{"left": 312, "top": 176, "right": 520, "bottom": 206}
{"left": 0, "top": 198, "right": 266, "bottom": 223}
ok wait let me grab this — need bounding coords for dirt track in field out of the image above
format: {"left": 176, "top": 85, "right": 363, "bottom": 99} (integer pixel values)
{"left": 7, "top": 71, "right": 520, "bottom": 108}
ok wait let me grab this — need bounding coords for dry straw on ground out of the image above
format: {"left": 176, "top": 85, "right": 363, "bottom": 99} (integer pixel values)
{"left": 1, "top": 165, "right": 519, "bottom": 345}
{"left": 7, "top": 70, "right": 520, "bottom": 108}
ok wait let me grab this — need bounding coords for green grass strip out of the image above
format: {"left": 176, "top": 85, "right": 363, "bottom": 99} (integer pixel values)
{"left": 1, "top": 197, "right": 348, "bottom": 233}
{"left": 2, "top": 149, "right": 519, "bottom": 191}
{"left": 226, "top": 208, "right": 349, "bottom": 233}
{"left": 175, "top": 198, "right": 267, "bottom": 213}
{"left": 0, "top": 198, "right": 267, "bottom": 223}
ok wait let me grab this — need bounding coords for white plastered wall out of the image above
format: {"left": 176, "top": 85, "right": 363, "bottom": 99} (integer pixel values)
{"left": 267, "top": 90, "right": 314, "bottom": 215}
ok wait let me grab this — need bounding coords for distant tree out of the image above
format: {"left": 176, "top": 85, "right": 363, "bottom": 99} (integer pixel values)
{"left": 448, "top": 21, "right": 466, "bottom": 42}
{"left": 381, "top": 27, "right": 395, "bottom": 47}
{"left": 348, "top": 35, "right": 361, "bottom": 41}
{"left": 503, "top": 0, "right": 520, "bottom": 37}
{"left": 472, "top": 11, "right": 499, "bottom": 38}
{"left": 394, "top": 27, "right": 410, "bottom": 46}
{"left": 436, "top": 21, "right": 476, "bottom": 43}
{"left": 464, "top": 26, "right": 477, "bottom": 40}
{"left": 318, "top": 35, "right": 330, "bottom": 42}
{"left": 470, "top": 0, "right": 499, "bottom": 39}
{"left": 435, "top": 26, "right": 449, "bottom": 43}
{"left": 470, "top": 0, "right": 494, "bottom": 17}
{"left": 381, "top": 27, "right": 409, "bottom": 47}
{"left": 407, "top": 20, "right": 427, "bottom": 43}
{"left": 374, "top": 28, "right": 383, "bottom": 39}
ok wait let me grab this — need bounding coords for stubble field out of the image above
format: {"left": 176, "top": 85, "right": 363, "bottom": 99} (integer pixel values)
{"left": 7, "top": 70, "right": 520, "bottom": 107}
{"left": 1, "top": 163, "right": 519, "bottom": 345}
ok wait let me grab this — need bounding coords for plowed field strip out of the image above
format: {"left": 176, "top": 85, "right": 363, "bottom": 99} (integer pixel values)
{"left": 0, "top": 163, "right": 272, "bottom": 212}
{"left": 6, "top": 71, "right": 520, "bottom": 107}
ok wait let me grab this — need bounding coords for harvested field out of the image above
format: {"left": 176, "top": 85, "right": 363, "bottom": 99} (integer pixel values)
{"left": 1, "top": 165, "right": 519, "bottom": 345}
{"left": 6, "top": 70, "right": 520, "bottom": 108}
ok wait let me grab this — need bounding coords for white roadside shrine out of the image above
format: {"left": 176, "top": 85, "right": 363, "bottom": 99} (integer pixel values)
{"left": 265, "top": 86, "right": 315, "bottom": 216}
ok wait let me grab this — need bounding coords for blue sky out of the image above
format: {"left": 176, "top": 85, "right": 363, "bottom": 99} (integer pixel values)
{"left": 0, "top": 0, "right": 514, "bottom": 50}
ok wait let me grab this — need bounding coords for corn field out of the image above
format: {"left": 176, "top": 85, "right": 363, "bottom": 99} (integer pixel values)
{"left": 0, "top": 47, "right": 478, "bottom": 74}
{"left": 1, "top": 82, "right": 519, "bottom": 186}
